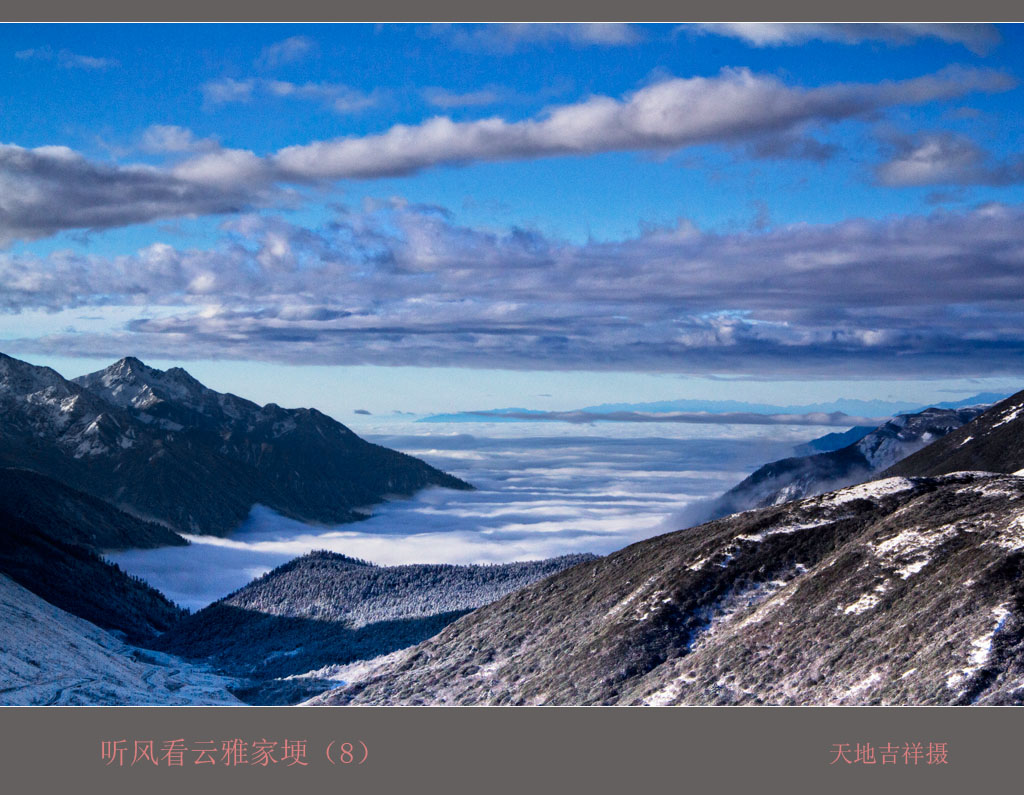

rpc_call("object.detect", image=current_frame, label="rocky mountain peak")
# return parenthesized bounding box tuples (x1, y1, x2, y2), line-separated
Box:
(1, 350, 472, 537)
(78, 356, 204, 411)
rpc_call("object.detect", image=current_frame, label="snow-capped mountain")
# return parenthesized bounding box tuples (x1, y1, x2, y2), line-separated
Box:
(0, 352, 471, 537)
(76, 355, 287, 434)
(0, 353, 139, 462)
(690, 406, 986, 524)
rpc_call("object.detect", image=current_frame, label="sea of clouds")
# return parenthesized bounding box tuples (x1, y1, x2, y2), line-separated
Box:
(107, 420, 828, 611)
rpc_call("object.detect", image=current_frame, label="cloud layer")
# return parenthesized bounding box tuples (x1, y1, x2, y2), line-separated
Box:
(108, 427, 795, 609)
(202, 77, 379, 113)
(438, 23, 644, 53)
(268, 66, 1012, 180)
(445, 411, 886, 427)
(0, 67, 1012, 244)
(0, 144, 262, 245)
(256, 35, 317, 68)
(15, 46, 119, 69)
(5, 199, 1024, 376)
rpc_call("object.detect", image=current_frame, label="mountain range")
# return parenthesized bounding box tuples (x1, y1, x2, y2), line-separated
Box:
(0, 350, 479, 701)
(0, 353, 471, 538)
(4, 346, 1024, 707)
(312, 390, 1024, 705)
(419, 393, 1006, 424)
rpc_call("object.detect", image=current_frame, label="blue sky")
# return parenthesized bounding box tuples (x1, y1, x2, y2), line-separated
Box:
(2, 23, 1023, 415)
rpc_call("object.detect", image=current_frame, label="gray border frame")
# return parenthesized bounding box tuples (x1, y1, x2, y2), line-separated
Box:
(0, 1, 1022, 22)
(2, 5, 1023, 793)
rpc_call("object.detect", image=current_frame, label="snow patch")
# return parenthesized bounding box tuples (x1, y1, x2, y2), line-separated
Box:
(946, 603, 1010, 692)
(841, 671, 883, 700)
(736, 517, 835, 543)
(870, 522, 960, 579)
(991, 405, 1023, 429)
(843, 593, 880, 615)
(605, 576, 658, 621)
(290, 649, 409, 686)
(989, 513, 1024, 552)
(688, 577, 792, 652)
(816, 477, 915, 507)
(643, 668, 698, 706)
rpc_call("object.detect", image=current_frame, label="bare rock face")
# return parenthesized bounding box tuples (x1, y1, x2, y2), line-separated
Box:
(314, 471, 1024, 706)
(0, 352, 471, 538)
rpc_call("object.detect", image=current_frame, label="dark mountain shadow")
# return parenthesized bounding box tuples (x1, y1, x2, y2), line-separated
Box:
(154, 602, 472, 704)
(0, 510, 185, 643)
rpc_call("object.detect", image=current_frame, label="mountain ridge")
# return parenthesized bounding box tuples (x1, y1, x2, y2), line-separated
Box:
(685, 405, 985, 525)
(313, 393, 1024, 706)
(314, 471, 1024, 706)
(0, 352, 472, 538)
(418, 392, 1007, 424)
(882, 389, 1024, 479)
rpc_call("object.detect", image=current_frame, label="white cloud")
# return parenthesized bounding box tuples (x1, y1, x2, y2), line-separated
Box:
(421, 86, 504, 109)
(0, 143, 265, 245)
(875, 132, 1024, 186)
(203, 78, 378, 113)
(441, 23, 643, 52)
(139, 125, 219, 154)
(171, 148, 266, 187)
(201, 77, 256, 107)
(15, 47, 119, 69)
(263, 80, 379, 113)
(0, 67, 1013, 245)
(695, 23, 1001, 54)
(269, 67, 1013, 181)
(256, 35, 317, 68)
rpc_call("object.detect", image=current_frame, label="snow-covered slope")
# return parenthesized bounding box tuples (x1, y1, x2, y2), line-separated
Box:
(0, 575, 241, 705)
(314, 471, 1024, 706)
